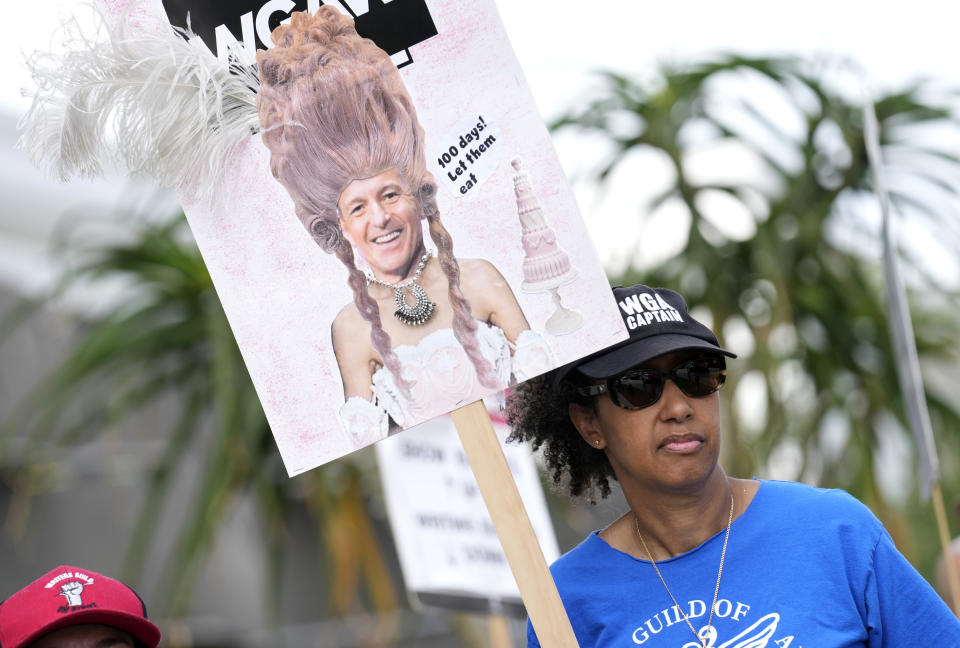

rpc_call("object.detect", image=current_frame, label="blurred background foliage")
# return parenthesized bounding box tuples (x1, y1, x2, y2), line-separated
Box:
(2, 54, 960, 642)
(552, 56, 960, 576)
(0, 214, 404, 642)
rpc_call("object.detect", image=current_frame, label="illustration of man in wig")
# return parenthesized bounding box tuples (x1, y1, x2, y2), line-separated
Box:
(17, 5, 555, 450)
(256, 8, 554, 445)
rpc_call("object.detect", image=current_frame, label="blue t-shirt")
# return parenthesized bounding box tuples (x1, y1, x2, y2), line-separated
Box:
(529, 480, 960, 647)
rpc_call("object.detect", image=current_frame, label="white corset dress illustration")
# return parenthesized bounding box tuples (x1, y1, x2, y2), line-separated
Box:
(338, 322, 554, 447)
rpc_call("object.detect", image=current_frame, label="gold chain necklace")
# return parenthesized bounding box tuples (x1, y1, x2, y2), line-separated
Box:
(634, 491, 735, 648)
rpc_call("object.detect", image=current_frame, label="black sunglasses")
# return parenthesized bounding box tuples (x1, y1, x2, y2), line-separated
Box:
(576, 355, 726, 410)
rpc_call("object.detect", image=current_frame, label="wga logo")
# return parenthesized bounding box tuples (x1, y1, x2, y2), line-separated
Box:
(162, 0, 438, 67)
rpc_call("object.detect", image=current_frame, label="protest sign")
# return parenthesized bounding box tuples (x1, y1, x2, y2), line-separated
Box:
(375, 403, 559, 614)
(22, 2, 613, 643)
(147, 0, 627, 474)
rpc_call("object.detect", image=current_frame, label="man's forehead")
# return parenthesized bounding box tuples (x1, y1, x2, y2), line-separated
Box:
(28, 623, 134, 648)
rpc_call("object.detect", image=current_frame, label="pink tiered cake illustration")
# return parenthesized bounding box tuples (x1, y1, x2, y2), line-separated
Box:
(512, 157, 583, 335)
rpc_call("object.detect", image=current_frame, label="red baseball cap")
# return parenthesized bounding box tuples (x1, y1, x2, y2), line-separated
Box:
(0, 566, 161, 648)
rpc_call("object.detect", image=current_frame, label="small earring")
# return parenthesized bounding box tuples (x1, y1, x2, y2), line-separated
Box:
(594, 440, 601, 447)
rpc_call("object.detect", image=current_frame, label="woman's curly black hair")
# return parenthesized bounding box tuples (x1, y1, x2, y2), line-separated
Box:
(506, 369, 617, 500)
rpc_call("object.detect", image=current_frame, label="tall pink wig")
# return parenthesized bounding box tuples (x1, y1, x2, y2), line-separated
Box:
(256, 7, 497, 394)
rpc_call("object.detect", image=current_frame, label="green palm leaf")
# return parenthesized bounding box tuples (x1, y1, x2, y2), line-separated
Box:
(1, 210, 400, 627)
(554, 56, 960, 578)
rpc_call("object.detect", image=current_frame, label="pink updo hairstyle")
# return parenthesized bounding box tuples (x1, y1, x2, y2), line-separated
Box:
(256, 7, 497, 392)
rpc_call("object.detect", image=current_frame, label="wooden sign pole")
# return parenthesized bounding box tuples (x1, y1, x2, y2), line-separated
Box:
(932, 483, 960, 615)
(451, 400, 580, 648)
(487, 614, 515, 648)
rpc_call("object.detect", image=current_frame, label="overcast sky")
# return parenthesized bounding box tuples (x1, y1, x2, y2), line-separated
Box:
(5, 1, 960, 115)
(2, 0, 959, 284)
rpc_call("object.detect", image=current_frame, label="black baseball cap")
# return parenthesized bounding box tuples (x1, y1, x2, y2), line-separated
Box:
(555, 284, 736, 383)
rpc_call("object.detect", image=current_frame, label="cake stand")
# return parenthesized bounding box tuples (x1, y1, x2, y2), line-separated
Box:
(521, 269, 583, 336)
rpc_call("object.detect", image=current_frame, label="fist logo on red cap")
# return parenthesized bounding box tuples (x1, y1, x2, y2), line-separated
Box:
(58, 581, 87, 606)
(44, 571, 96, 610)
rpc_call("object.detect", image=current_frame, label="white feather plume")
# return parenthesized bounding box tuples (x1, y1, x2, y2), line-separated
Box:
(17, 4, 261, 209)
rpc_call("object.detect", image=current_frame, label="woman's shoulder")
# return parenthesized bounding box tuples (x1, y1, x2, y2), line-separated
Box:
(545, 530, 646, 609)
(457, 258, 517, 306)
(753, 479, 883, 532)
(457, 257, 504, 281)
(759, 479, 867, 506)
(550, 531, 618, 576)
(454, 258, 506, 309)
(331, 302, 372, 344)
